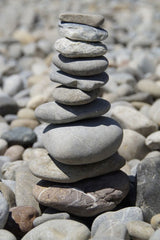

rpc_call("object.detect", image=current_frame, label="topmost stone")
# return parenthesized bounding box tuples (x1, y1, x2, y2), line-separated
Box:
(59, 13, 104, 27)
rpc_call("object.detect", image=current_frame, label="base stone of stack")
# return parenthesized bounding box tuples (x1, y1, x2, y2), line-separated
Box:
(33, 171, 129, 217)
(29, 149, 125, 183)
(43, 116, 123, 165)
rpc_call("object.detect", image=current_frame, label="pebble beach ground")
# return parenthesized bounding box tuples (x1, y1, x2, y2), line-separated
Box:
(0, 0, 160, 239)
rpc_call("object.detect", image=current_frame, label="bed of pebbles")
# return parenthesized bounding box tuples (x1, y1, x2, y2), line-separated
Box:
(0, 0, 160, 239)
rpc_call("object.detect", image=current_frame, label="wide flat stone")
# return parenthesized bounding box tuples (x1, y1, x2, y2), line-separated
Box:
(55, 38, 107, 58)
(53, 86, 100, 105)
(43, 116, 123, 165)
(33, 171, 129, 217)
(59, 13, 104, 27)
(22, 219, 90, 240)
(35, 98, 110, 124)
(53, 53, 108, 76)
(29, 148, 125, 183)
(50, 65, 108, 91)
(59, 22, 108, 42)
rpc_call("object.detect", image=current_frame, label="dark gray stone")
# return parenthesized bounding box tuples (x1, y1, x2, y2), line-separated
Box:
(0, 96, 18, 116)
(136, 156, 160, 222)
(1, 127, 37, 147)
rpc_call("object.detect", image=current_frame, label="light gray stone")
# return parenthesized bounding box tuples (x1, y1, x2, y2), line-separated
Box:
(111, 105, 158, 136)
(0, 192, 9, 229)
(50, 65, 108, 91)
(33, 211, 70, 227)
(15, 165, 41, 214)
(1, 161, 25, 180)
(91, 207, 143, 236)
(149, 99, 160, 126)
(118, 129, 149, 161)
(55, 38, 107, 58)
(53, 53, 108, 76)
(33, 171, 129, 217)
(0, 122, 10, 138)
(59, 22, 108, 42)
(53, 86, 100, 105)
(127, 221, 154, 240)
(145, 131, 160, 150)
(22, 219, 90, 240)
(3, 75, 23, 97)
(137, 79, 160, 98)
(92, 223, 129, 240)
(29, 148, 125, 183)
(59, 13, 104, 27)
(0, 229, 17, 240)
(150, 229, 160, 240)
(43, 116, 123, 165)
(35, 98, 110, 124)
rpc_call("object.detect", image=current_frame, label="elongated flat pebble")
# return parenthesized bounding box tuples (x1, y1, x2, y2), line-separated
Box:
(33, 171, 129, 217)
(55, 38, 107, 58)
(35, 98, 110, 124)
(59, 13, 104, 27)
(59, 22, 108, 42)
(53, 86, 100, 105)
(29, 148, 125, 183)
(43, 116, 123, 165)
(50, 65, 108, 91)
(53, 53, 108, 76)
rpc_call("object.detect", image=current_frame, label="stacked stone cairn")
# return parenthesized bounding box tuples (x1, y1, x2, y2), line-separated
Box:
(30, 13, 130, 217)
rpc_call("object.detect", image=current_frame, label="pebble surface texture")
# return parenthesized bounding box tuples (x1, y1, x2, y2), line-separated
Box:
(33, 12, 127, 218)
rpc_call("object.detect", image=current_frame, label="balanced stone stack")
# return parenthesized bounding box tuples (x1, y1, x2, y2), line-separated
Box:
(30, 13, 130, 217)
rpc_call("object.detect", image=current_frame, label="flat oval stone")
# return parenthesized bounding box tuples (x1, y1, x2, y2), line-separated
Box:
(53, 53, 108, 76)
(35, 98, 110, 124)
(55, 38, 107, 58)
(59, 13, 104, 27)
(29, 149, 125, 183)
(43, 116, 123, 165)
(1, 127, 37, 147)
(53, 86, 100, 105)
(59, 22, 108, 42)
(22, 219, 90, 240)
(50, 65, 109, 91)
(33, 171, 129, 217)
